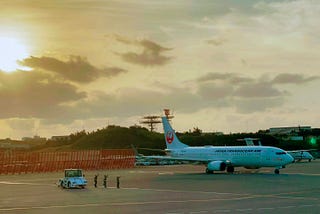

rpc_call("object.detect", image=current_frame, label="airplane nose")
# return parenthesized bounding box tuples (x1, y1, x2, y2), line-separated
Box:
(288, 154, 294, 163)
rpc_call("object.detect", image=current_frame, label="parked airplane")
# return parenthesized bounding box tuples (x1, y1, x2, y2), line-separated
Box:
(242, 138, 315, 162)
(159, 117, 294, 174)
(286, 151, 314, 162)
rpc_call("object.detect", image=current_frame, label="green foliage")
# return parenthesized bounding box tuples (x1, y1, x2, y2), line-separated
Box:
(32, 123, 320, 152)
(70, 125, 164, 151)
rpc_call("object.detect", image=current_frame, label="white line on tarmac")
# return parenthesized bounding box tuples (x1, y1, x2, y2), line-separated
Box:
(122, 187, 249, 196)
(214, 210, 231, 213)
(286, 173, 320, 176)
(278, 206, 296, 209)
(257, 207, 274, 210)
(0, 196, 256, 212)
(236, 208, 253, 212)
(1, 201, 318, 213)
(189, 211, 208, 214)
(298, 204, 314, 208)
(0, 181, 55, 186)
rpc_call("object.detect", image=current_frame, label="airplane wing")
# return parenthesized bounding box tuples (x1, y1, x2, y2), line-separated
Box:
(145, 155, 229, 164)
(287, 149, 318, 153)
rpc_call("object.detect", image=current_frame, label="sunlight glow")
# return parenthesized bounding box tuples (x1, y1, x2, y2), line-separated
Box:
(0, 36, 30, 72)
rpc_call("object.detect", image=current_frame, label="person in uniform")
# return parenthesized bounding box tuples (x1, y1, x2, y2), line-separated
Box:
(116, 176, 120, 189)
(94, 174, 98, 188)
(103, 174, 108, 188)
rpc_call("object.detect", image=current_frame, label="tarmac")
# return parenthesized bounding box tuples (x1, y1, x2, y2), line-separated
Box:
(0, 160, 320, 214)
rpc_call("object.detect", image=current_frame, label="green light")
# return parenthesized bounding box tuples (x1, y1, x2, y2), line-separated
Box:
(309, 137, 317, 145)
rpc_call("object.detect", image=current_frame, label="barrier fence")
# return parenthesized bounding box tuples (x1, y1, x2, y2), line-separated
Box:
(0, 149, 135, 175)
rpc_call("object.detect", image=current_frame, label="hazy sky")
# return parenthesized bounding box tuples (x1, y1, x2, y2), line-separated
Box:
(1, 0, 320, 139)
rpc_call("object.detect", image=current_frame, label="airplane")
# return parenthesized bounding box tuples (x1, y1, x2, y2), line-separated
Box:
(131, 144, 172, 166)
(158, 116, 294, 174)
(242, 138, 315, 162)
(285, 151, 314, 162)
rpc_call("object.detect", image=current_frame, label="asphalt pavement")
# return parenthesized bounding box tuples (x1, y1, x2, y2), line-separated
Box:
(0, 160, 320, 214)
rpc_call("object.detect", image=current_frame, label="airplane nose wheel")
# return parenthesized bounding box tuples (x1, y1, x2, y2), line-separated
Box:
(274, 169, 280, 174)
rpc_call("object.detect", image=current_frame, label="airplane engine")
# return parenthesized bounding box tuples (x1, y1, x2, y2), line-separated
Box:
(244, 166, 261, 169)
(207, 161, 226, 171)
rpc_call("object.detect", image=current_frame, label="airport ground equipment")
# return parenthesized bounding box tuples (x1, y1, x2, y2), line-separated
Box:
(59, 169, 87, 189)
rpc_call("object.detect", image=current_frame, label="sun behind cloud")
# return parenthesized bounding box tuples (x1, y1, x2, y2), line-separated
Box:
(0, 36, 31, 72)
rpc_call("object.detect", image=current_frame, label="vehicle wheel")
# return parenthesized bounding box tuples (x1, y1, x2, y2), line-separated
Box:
(274, 169, 280, 174)
(227, 166, 234, 173)
(309, 159, 311, 162)
(67, 182, 71, 188)
(60, 181, 65, 188)
(206, 168, 213, 174)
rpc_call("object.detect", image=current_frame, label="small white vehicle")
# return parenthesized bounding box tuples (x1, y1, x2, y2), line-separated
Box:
(59, 169, 87, 189)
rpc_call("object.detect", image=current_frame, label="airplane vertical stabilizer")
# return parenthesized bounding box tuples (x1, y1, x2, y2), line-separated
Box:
(161, 117, 188, 150)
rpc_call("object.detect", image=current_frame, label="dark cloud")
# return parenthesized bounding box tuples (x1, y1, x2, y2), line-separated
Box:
(0, 70, 86, 119)
(63, 87, 203, 120)
(197, 72, 253, 84)
(272, 73, 319, 84)
(19, 56, 127, 83)
(1, 68, 317, 128)
(194, 72, 311, 112)
(112, 35, 173, 66)
(233, 82, 284, 98)
(197, 83, 234, 99)
(234, 97, 285, 113)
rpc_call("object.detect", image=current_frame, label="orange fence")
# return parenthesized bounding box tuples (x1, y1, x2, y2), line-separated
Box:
(0, 149, 135, 175)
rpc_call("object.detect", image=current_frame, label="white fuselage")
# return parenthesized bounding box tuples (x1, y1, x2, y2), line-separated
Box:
(287, 151, 314, 161)
(167, 145, 294, 168)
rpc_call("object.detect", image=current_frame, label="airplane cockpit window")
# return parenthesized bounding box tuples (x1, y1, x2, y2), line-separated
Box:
(276, 152, 286, 155)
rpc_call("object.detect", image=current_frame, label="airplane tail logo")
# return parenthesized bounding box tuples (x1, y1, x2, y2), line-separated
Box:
(166, 131, 174, 144)
(162, 116, 188, 149)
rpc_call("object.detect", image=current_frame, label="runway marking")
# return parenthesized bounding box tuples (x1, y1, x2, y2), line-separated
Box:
(257, 207, 274, 210)
(0, 181, 55, 186)
(1, 198, 319, 212)
(286, 172, 320, 176)
(236, 208, 253, 212)
(214, 210, 231, 213)
(158, 172, 175, 175)
(189, 211, 208, 214)
(298, 204, 313, 208)
(278, 206, 296, 209)
(0, 196, 257, 212)
(123, 187, 249, 196)
(123, 187, 320, 204)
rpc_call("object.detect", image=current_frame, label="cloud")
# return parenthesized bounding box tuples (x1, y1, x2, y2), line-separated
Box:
(19, 56, 127, 83)
(196, 72, 253, 84)
(234, 97, 285, 114)
(207, 37, 227, 46)
(233, 82, 284, 98)
(112, 35, 173, 66)
(197, 82, 234, 99)
(193, 72, 319, 112)
(0, 70, 86, 119)
(6, 118, 36, 130)
(272, 73, 318, 84)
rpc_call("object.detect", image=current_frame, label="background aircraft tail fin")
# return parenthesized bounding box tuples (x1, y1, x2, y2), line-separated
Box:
(243, 138, 262, 146)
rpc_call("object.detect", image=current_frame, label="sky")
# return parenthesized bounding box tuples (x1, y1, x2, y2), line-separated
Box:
(0, 0, 320, 139)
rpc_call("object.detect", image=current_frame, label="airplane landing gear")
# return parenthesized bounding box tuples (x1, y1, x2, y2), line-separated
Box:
(206, 168, 213, 174)
(226, 166, 234, 173)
